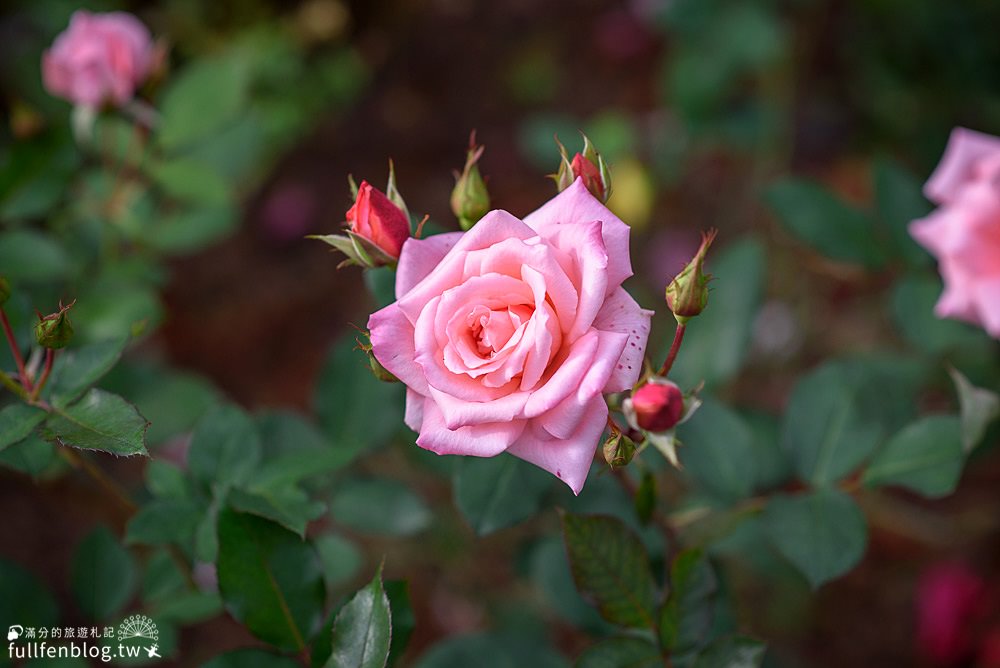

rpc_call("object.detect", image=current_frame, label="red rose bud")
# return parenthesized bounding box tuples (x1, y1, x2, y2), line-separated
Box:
(451, 133, 490, 231)
(555, 133, 611, 202)
(347, 180, 410, 260)
(631, 380, 684, 432)
(35, 300, 75, 349)
(665, 229, 717, 324)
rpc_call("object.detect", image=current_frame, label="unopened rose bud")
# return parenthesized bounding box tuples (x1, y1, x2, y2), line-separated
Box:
(0, 277, 10, 305)
(451, 134, 490, 231)
(357, 333, 398, 382)
(555, 133, 611, 202)
(603, 431, 636, 468)
(665, 229, 717, 324)
(631, 380, 684, 432)
(35, 300, 75, 349)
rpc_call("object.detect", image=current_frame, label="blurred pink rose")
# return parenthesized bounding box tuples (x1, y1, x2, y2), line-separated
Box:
(916, 561, 987, 666)
(368, 178, 652, 493)
(909, 127, 1000, 338)
(42, 10, 155, 107)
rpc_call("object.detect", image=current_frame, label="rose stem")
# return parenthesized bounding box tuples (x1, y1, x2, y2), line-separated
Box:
(30, 349, 55, 401)
(657, 323, 686, 377)
(0, 307, 32, 393)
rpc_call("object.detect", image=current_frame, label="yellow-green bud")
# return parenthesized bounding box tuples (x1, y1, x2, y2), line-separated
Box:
(665, 229, 717, 324)
(451, 134, 490, 231)
(603, 431, 636, 468)
(35, 300, 75, 349)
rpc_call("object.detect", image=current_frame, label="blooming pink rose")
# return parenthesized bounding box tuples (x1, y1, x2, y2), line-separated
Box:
(915, 561, 987, 666)
(42, 10, 155, 107)
(909, 127, 1000, 338)
(368, 178, 653, 493)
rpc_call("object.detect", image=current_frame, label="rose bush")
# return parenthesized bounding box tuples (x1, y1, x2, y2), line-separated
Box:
(910, 127, 1000, 338)
(42, 10, 155, 107)
(368, 177, 652, 493)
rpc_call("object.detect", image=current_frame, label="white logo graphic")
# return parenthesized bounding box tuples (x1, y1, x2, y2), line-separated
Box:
(6, 626, 22, 642)
(117, 615, 158, 643)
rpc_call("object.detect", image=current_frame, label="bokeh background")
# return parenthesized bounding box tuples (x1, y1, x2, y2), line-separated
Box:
(2, 0, 1000, 666)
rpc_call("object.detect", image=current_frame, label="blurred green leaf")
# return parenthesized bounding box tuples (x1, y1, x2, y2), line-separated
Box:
(692, 636, 766, 668)
(453, 453, 552, 535)
(0, 557, 59, 629)
(863, 415, 964, 498)
(315, 533, 363, 591)
(138, 206, 238, 255)
(202, 649, 302, 668)
(678, 398, 757, 501)
(781, 363, 884, 487)
(216, 509, 325, 652)
(188, 404, 261, 490)
(560, 512, 657, 630)
(385, 580, 414, 667)
(413, 632, 568, 668)
(150, 590, 222, 625)
(125, 498, 203, 547)
(949, 367, 1000, 453)
(575, 637, 661, 667)
(0, 404, 46, 452)
(330, 478, 431, 537)
(364, 267, 397, 309)
(890, 275, 996, 356)
(0, 229, 71, 283)
(228, 486, 325, 538)
(0, 130, 79, 222)
(660, 550, 717, 654)
(765, 179, 885, 268)
(873, 159, 933, 267)
(145, 460, 192, 499)
(0, 433, 57, 477)
(158, 55, 251, 152)
(315, 337, 404, 460)
(47, 335, 129, 407)
(43, 389, 149, 456)
(71, 525, 137, 621)
(763, 490, 867, 589)
(327, 566, 392, 668)
(529, 536, 614, 632)
(672, 237, 765, 389)
(72, 280, 163, 344)
(250, 411, 349, 490)
(148, 159, 231, 206)
(741, 411, 793, 492)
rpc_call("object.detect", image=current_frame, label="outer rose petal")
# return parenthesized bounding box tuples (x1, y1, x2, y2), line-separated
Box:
(507, 394, 608, 494)
(523, 177, 632, 290)
(974, 279, 1000, 338)
(593, 287, 655, 392)
(404, 388, 425, 431)
(416, 399, 525, 457)
(925, 127, 1000, 204)
(368, 303, 428, 394)
(396, 232, 463, 298)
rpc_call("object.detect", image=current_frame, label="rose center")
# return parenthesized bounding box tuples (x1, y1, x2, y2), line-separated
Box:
(466, 304, 532, 357)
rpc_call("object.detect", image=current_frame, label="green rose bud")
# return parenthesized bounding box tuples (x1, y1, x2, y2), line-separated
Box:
(665, 229, 717, 324)
(450, 133, 490, 231)
(554, 133, 612, 203)
(35, 300, 75, 349)
(603, 431, 636, 468)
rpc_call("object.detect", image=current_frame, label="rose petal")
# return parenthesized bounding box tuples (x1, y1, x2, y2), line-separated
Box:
(576, 330, 629, 402)
(396, 232, 463, 298)
(427, 385, 529, 429)
(416, 399, 525, 456)
(507, 394, 608, 494)
(541, 220, 610, 342)
(593, 287, 655, 392)
(523, 330, 600, 418)
(404, 388, 425, 431)
(368, 303, 428, 394)
(925, 127, 1000, 204)
(523, 177, 632, 290)
(973, 278, 1000, 338)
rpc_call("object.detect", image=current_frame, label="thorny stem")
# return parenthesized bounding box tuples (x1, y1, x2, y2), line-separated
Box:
(657, 323, 686, 378)
(1, 308, 32, 393)
(30, 349, 55, 402)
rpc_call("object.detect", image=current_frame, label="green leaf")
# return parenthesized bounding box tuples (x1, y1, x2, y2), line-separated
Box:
(327, 566, 392, 668)
(692, 636, 766, 668)
(560, 512, 657, 629)
(575, 637, 662, 668)
(0, 557, 60, 634)
(0, 403, 46, 452)
(330, 479, 431, 537)
(0, 433, 57, 477)
(315, 533, 363, 590)
(949, 368, 1000, 454)
(672, 238, 765, 389)
(0, 229, 71, 282)
(872, 158, 933, 268)
(385, 580, 414, 667)
(781, 363, 884, 487)
(763, 490, 867, 589)
(202, 649, 302, 668)
(145, 460, 192, 499)
(148, 158, 232, 206)
(678, 398, 757, 501)
(158, 54, 251, 151)
(150, 590, 223, 625)
(216, 509, 325, 652)
(890, 275, 995, 356)
(228, 486, 325, 538)
(765, 178, 885, 268)
(125, 498, 203, 547)
(71, 526, 137, 621)
(863, 415, 964, 498)
(188, 404, 262, 489)
(42, 389, 149, 456)
(529, 536, 613, 632)
(660, 550, 717, 654)
(138, 206, 238, 255)
(413, 632, 568, 668)
(314, 337, 404, 461)
(250, 411, 350, 490)
(0, 129, 79, 223)
(453, 452, 553, 535)
(72, 280, 163, 343)
(47, 335, 129, 407)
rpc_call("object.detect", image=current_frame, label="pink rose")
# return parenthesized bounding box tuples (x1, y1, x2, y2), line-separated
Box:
(42, 10, 155, 108)
(368, 178, 653, 493)
(909, 127, 1000, 338)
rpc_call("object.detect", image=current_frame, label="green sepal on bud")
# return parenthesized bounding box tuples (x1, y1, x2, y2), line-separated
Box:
(35, 300, 75, 349)
(450, 132, 490, 231)
(0, 277, 10, 305)
(603, 431, 636, 468)
(665, 229, 717, 325)
(309, 231, 398, 270)
(356, 332, 398, 383)
(553, 133, 612, 203)
(385, 159, 411, 223)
